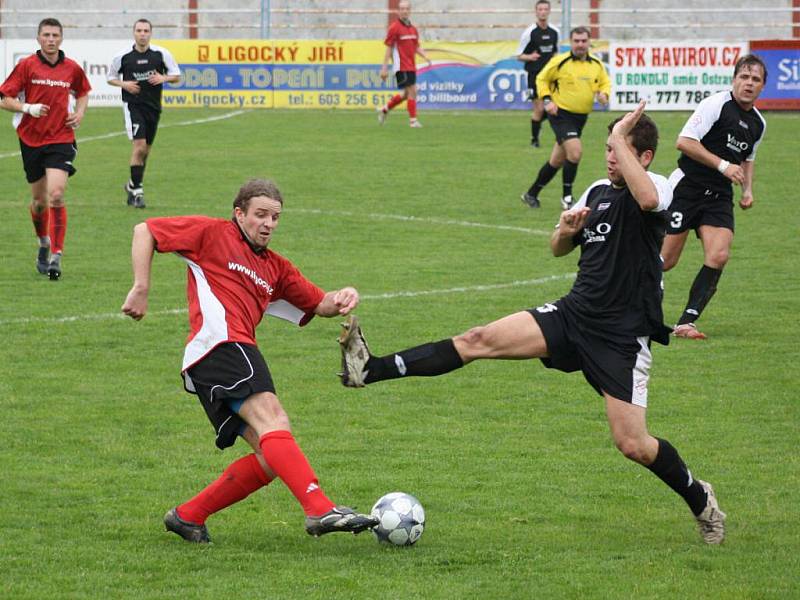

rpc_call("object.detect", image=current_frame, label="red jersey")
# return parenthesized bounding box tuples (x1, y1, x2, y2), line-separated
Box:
(146, 216, 326, 371)
(385, 19, 420, 72)
(0, 51, 91, 147)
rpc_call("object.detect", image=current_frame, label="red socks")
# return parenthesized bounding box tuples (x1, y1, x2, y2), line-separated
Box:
(178, 453, 271, 525)
(49, 206, 67, 254)
(407, 99, 417, 119)
(387, 94, 404, 111)
(30, 205, 49, 238)
(259, 430, 335, 517)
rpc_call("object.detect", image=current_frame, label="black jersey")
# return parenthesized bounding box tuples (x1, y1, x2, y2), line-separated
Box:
(517, 23, 559, 74)
(563, 173, 673, 345)
(677, 91, 766, 194)
(108, 44, 180, 112)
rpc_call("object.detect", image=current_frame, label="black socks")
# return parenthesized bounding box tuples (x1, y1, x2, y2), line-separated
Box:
(677, 265, 723, 325)
(364, 339, 464, 384)
(646, 438, 708, 515)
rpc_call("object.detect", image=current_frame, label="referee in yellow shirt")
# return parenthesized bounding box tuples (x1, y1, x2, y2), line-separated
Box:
(522, 27, 611, 210)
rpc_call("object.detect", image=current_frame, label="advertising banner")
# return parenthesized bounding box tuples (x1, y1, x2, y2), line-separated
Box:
(750, 40, 800, 110)
(3, 39, 128, 107)
(609, 42, 748, 110)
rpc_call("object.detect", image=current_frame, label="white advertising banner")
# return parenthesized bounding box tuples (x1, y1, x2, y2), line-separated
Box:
(609, 42, 749, 111)
(3, 40, 130, 107)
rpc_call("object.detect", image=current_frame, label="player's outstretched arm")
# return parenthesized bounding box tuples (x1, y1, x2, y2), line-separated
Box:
(122, 223, 156, 321)
(315, 286, 360, 317)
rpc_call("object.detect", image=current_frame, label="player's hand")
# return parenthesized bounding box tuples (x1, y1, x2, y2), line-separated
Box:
(544, 101, 558, 116)
(597, 92, 610, 106)
(610, 99, 646, 139)
(558, 206, 591, 236)
(332, 286, 360, 315)
(22, 103, 48, 118)
(122, 286, 149, 321)
(147, 73, 165, 85)
(65, 111, 84, 129)
(723, 164, 746, 185)
(531, 51, 541, 61)
(380, 66, 389, 81)
(739, 192, 754, 210)
(122, 81, 141, 94)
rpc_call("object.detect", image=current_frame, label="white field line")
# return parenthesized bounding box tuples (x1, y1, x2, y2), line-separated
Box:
(0, 110, 247, 159)
(0, 273, 574, 327)
(291, 207, 551, 236)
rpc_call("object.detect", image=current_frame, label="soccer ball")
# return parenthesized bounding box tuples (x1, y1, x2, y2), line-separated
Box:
(370, 492, 425, 546)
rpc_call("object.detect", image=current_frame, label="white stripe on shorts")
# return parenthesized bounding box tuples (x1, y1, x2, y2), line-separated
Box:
(631, 337, 652, 408)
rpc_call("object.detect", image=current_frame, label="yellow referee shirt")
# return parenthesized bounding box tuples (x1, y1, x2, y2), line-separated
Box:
(535, 51, 611, 114)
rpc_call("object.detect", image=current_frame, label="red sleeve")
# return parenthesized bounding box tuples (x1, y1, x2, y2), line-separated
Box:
(273, 256, 325, 325)
(0, 61, 27, 99)
(384, 22, 397, 47)
(71, 63, 92, 97)
(146, 216, 219, 255)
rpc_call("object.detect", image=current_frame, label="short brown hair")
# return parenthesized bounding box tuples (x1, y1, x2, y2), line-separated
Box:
(134, 19, 153, 31)
(607, 114, 659, 157)
(38, 18, 63, 34)
(536, 1, 551, 7)
(570, 26, 590, 38)
(233, 179, 283, 213)
(733, 53, 767, 83)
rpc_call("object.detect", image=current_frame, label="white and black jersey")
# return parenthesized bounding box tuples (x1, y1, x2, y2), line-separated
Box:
(564, 173, 673, 344)
(676, 91, 766, 194)
(108, 44, 180, 112)
(517, 23, 559, 74)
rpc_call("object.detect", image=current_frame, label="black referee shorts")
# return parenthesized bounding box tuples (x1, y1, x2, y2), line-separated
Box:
(528, 299, 653, 407)
(183, 342, 276, 450)
(547, 109, 588, 144)
(667, 171, 735, 235)
(19, 140, 77, 183)
(123, 102, 161, 146)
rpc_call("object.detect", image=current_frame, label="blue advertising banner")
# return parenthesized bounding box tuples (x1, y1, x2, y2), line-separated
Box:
(751, 40, 800, 110)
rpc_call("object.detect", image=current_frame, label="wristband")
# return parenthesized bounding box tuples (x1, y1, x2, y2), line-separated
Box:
(22, 103, 31, 115)
(543, 97, 552, 105)
(717, 159, 730, 174)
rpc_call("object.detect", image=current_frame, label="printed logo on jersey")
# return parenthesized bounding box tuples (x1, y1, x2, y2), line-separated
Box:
(227, 261, 274, 294)
(726, 133, 749, 153)
(597, 202, 611, 211)
(31, 78, 70, 89)
(136, 59, 149, 65)
(738, 120, 749, 129)
(583, 222, 611, 243)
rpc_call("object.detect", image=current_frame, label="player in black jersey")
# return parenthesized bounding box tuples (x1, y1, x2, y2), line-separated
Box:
(662, 55, 767, 339)
(108, 19, 180, 209)
(516, 0, 558, 147)
(338, 102, 726, 545)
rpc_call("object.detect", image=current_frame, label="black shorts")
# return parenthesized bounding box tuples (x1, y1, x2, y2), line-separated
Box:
(666, 170, 734, 234)
(124, 102, 161, 145)
(396, 71, 417, 89)
(183, 342, 276, 450)
(529, 300, 652, 407)
(19, 140, 77, 183)
(526, 72, 540, 99)
(547, 109, 588, 144)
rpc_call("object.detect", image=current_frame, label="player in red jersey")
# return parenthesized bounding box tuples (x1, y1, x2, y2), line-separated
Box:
(121, 178, 378, 544)
(378, 0, 432, 128)
(0, 18, 91, 280)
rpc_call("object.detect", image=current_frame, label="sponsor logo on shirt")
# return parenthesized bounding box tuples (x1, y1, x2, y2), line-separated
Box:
(597, 202, 611, 211)
(132, 69, 157, 81)
(583, 222, 611, 243)
(726, 133, 749, 153)
(739, 120, 749, 129)
(31, 78, 70, 89)
(228, 261, 274, 294)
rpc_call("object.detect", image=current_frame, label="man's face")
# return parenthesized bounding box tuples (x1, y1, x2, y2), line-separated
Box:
(134, 23, 152, 48)
(605, 136, 651, 185)
(732, 64, 765, 107)
(398, 1, 411, 20)
(536, 3, 550, 23)
(235, 196, 282, 249)
(570, 33, 590, 58)
(37, 26, 63, 56)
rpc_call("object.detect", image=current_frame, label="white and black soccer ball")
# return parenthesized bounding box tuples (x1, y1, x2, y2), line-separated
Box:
(370, 492, 425, 546)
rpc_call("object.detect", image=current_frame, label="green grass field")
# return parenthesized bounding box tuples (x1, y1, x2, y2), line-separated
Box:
(0, 106, 798, 599)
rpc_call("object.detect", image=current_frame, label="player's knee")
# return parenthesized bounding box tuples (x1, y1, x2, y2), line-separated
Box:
(566, 149, 582, 163)
(455, 326, 495, 357)
(661, 253, 679, 271)
(707, 248, 729, 268)
(48, 187, 65, 206)
(614, 436, 648, 464)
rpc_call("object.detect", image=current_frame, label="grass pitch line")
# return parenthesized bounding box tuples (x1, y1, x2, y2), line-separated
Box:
(0, 110, 247, 159)
(0, 273, 574, 327)
(293, 207, 552, 236)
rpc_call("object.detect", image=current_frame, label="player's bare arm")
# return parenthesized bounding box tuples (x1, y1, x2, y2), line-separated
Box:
(380, 46, 392, 80)
(0, 95, 50, 117)
(108, 78, 141, 95)
(314, 286, 360, 317)
(550, 207, 591, 257)
(147, 72, 180, 86)
(676, 136, 745, 185)
(122, 222, 156, 320)
(415, 47, 432, 66)
(65, 94, 88, 129)
(608, 101, 659, 210)
(740, 161, 755, 209)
